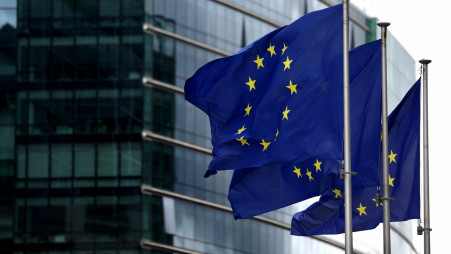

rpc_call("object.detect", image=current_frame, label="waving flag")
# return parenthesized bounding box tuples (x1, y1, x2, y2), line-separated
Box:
(228, 40, 382, 219)
(291, 79, 421, 236)
(185, 4, 344, 177)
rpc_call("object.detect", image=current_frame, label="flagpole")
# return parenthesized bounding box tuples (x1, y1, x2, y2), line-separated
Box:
(342, 1, 354, 253)
(378, 22, 392, 254)
(419, 58, 432, 254)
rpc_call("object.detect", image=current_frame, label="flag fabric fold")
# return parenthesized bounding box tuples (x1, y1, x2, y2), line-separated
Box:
(291, 78, 421, 236)
(228, 40, 382, 219)
(185, 4, 344, 177)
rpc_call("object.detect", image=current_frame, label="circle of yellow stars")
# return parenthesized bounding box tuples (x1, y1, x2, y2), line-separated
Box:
(232, 41, 326, 186)
(232, 42, 327, 186)
(235, 41, 299, 153)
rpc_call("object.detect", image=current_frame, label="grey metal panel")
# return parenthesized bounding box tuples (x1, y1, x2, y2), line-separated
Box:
(141, 130, 418, 254)
(211, 0, 284, 28)
(140, 239, 205, 254)
(141, 184, 365, 253)
(143, 24, 231, 57)
(142, 130, 213, 155)
(142, 77, 185, 95)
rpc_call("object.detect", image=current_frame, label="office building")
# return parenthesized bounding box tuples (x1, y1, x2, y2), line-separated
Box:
(0, 0, 417, 253)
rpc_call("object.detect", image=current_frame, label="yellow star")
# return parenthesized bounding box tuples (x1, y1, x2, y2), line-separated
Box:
(267, 43, 276, 57)
(281, 43, 287, 55)
(253, 55, 264, 69)
(314, 159, 322, 172)
(236, 136, 250, 146)
(388, 150, 397, 164)
(389, 174, 395, 187)
(245, 76, 256, 91)
(306, 169, 314, 181)
(285, 80, 297, 95)
(356, 203, 367, 216)
(260, 139, 271, 151)
(283, 56, 293, 71)
(332, 188, 342, 198)
(282, 106, 290, 120)
(235, 125, 246, 135)
(244, 104, 252, 116)
(372, 197, 383, 207)
(275, 128, 279, 138)
(293, 165, 302, 178)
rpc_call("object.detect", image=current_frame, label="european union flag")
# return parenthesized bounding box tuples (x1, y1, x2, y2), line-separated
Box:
(185, 4, 344, 177)
(228, 40, 382, 219)
(291, 78, 421, 236)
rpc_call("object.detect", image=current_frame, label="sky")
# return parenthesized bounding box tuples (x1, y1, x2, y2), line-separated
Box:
(354, 0, 451, 252)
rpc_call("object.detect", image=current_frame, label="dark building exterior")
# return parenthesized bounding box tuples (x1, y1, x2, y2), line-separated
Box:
(0, 0, 417, 253)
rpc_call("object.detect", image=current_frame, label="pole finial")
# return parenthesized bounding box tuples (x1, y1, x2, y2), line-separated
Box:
(377, 22, 391, 28)
(419, 59, 432, 65)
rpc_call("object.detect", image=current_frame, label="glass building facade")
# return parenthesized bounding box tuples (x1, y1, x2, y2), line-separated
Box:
(0, 0, 417, 253)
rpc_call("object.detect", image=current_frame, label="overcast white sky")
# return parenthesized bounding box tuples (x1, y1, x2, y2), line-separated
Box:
(354, 0, 451, 252)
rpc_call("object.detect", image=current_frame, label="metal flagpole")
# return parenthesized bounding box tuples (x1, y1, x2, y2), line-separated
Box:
(342, 1, 354, 253)
(419, 58, 432, 254)
(378, 22, 392, 254)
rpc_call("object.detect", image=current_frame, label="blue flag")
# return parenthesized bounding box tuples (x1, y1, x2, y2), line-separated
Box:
(185, 4, 344, 177)
(291, 78, 421, 236)
(228, 40, 382, 219)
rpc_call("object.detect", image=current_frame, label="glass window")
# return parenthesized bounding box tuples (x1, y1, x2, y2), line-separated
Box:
(28, 90, 51, 135)
(99, 0, 120, 17)
(75, 36, 97, 80)
(16, 92, 28, 135)
(18, 0, 28, 19)
(152, 90, 174, 136)
(26, 198, 49, 238)
(75, 0, 98, 18)
(122, 0, 143, 27)
(75, 89, 97, 134)
(119, 88, 142, 134)
(0, 126, 14, 160)
(17, 145, 26, 179)
(95, 196, 119, 242)
(121, 35, 143, 80)
(151, 143, 174, 189)
(98, 36, 119, 80)
(28, 144, 49, 178)
(98, 89, 119, 134)
(153, 0, 165, 17)
(49, 197, 71, 234)
(120, 142, 141, 176)
(30, 0, 51, 18)
(51, 37, 75, 81)
(122, 0, 142, 17)
(99, 0, 120, 27)
(14, 198, 25, 235)
(119, 194, 142, 232)
(53, 0, 75, 19)
(52, 90, 75, 135)
(72, 197, 94, 234)
(29, 38, 51, 82)
(97, 142, 118, 177)
(18, 38, 28, 76)
(74, 143, 95, 177)
(152, 35, 175, 83)
(51, 143, 72, 178)
(164, 0, 177, 24)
